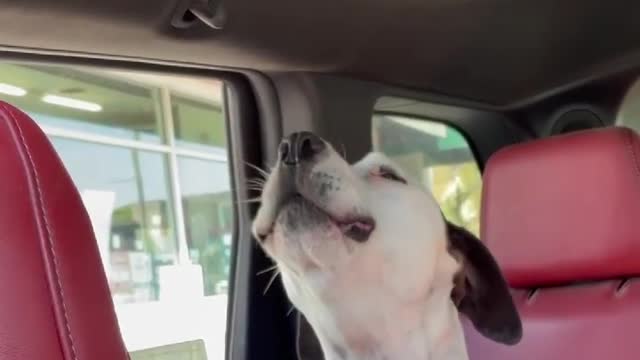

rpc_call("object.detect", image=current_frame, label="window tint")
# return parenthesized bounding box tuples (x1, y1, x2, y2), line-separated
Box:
(372, 114, 482, 236)
(0, 63, 232, 360)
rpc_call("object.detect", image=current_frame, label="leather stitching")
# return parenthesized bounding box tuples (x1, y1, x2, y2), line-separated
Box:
(623, 128, 640, 184)
(2, 104, 79, 359)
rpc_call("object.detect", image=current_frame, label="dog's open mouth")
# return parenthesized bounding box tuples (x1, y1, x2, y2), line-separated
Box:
(261, 194, 375, 243)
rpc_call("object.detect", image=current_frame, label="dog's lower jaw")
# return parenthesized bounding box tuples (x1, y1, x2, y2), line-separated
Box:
(315, 299, 470, 360)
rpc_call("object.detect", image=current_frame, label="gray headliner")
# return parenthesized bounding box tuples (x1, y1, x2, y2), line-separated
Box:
(2, 0, 640, 106)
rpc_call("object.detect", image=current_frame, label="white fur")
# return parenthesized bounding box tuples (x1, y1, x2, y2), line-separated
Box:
(253, 145, 469, 360)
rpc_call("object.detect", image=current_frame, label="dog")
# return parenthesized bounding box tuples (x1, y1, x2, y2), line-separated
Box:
(252, 132, 522, 360)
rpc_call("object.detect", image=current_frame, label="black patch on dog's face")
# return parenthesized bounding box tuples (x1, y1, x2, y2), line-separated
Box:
(308, 171, 342, 204)
(446, 220, 523, 345)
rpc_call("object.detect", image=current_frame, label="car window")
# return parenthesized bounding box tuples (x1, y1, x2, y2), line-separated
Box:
(0, 63, 232, 360)
(372, 114, 482, 236)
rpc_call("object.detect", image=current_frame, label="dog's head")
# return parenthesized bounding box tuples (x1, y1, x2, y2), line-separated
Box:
(252, 132, 521, 348)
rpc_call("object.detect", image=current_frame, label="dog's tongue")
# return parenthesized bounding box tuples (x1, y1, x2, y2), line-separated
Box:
(339, 219, 375, 242)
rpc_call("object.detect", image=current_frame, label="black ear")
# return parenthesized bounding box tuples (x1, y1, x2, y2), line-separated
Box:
(446, 220, 523, 345)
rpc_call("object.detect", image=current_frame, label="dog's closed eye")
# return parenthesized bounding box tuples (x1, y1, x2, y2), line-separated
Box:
(372, 165, 407, 184)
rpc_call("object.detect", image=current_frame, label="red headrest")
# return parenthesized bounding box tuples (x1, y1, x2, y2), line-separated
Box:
(482, 127, 640, 288)
(0, 102, 128, 359)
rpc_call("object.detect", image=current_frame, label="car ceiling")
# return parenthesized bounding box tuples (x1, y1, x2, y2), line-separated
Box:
(2, 0, 640, 107)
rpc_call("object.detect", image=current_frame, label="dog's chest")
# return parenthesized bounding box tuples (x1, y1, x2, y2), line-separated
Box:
(318, 301, 470, 360)
(324, 346, 468, 360)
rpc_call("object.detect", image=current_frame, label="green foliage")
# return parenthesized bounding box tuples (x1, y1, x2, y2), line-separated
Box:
(436, 163, 482, 237)
(197, 238, 228, 295)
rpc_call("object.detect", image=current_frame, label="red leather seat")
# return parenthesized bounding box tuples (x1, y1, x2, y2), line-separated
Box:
(464, 127, 640, 359)
(0, 102, 128, 359)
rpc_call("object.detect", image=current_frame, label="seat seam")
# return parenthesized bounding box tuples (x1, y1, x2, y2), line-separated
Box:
(2, 104, 78, 360)
(623, 128, 640, 184)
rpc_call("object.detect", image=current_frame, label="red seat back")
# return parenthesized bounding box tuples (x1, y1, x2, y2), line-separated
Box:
(0, 102, 128, 359)
(465, 127, 640, 359)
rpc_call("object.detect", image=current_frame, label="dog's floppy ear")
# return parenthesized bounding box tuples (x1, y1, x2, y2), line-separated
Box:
(446, 220, 523, 345)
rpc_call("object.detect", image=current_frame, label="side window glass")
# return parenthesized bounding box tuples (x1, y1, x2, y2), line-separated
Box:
(0, 63, 232, 360)
(372, 114, 482, 236)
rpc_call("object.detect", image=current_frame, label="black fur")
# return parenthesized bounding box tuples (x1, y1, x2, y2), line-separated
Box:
(446, 221, 523, 345)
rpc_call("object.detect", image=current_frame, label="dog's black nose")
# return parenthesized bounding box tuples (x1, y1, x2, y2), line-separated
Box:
(279, 131, 326, 165)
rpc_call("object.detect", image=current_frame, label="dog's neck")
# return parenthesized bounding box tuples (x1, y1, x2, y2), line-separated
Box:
(310, 288, 469, 360)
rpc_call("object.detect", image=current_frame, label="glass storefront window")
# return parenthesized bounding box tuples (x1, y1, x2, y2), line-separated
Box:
(0, 63, 164, 143)
(51, 138, 178, 303)
(0, 62, 234, 360)
(178, 157, 232, 297)
(172, 95, 226, 154)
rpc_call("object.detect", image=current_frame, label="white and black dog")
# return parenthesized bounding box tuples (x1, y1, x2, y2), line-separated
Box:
(252, 132, 522, 360)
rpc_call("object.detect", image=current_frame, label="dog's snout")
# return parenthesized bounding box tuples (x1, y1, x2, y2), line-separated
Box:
(279, 131, 326, 165)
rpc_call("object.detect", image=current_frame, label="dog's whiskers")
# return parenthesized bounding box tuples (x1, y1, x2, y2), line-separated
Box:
(247, 176, 266, 183)
(229, 182, 262, 203)
(263, 269, 281, 295)
(339, 143, 348, 160)
(246, 182, 266, 191)
(256, 264, 279, 276)
(247, 178, 266, 186)
(286, 305, 297, 317)
(234, 197, 262, 205)
(244, 161, 271, 179)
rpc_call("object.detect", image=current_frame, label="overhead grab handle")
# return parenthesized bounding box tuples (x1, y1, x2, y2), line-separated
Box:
(171, 0, 226, 30)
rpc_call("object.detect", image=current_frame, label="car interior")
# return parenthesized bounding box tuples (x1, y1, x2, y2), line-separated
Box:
(1, 1, 640, 359)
